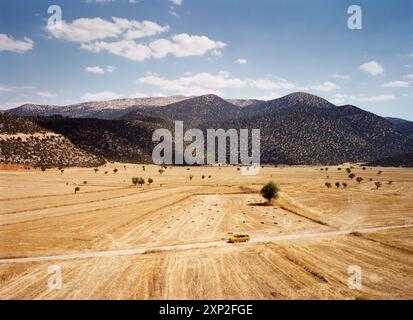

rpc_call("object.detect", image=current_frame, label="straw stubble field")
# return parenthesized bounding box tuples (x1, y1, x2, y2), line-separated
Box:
(0, 164, 412, 299)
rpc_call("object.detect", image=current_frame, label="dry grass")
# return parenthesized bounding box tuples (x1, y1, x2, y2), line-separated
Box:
(0, 163, 412, 299)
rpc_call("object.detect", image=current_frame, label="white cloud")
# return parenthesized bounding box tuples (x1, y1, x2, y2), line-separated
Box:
(46, 17, 169, 42)
(37, 91, 57, 98)
(136, 71, 297, 96)
(329, 93, 397, 104)
(130, 92, 167, 98)
(382, 81, 409, 88)
(253, 93, 282, 101)
(356, 94, 395, 102)
(310, 81, 339, 92)
(329, 73, 351, 80)
(85, 65, 117, 74)
(359, 61, 384, 76)
(46, 16, 227, 62)
(80, 91, 122, 101)
(235, 58, 247, 65)
(85, 66, 105, 74)
(168, 5, 179, 17)
(82, 34, 226, 61)
(404, 74, 413, 79)
(0, 84, 35, 93)
(105, 65, 117, 72)
(149, 34, 226, 58)
(169, 0, 183, 5)
(251, 78, 296, 90)
(0, 34, 33, 53)
(402, 92, 413, 98)
(329, 93, 349, 105)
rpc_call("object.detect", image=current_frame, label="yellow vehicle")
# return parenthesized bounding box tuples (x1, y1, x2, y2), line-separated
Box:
(227, 234, 250, 243)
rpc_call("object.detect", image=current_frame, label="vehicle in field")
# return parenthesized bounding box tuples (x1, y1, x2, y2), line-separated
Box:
(227, 234, 250, 243)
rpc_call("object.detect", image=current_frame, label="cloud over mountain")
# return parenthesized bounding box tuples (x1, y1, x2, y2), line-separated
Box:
(46, 17, 226, 62)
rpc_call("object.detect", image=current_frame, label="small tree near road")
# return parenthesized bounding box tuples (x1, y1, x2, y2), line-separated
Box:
(356, 177, 363, 183)
(260, 182, 279, 204)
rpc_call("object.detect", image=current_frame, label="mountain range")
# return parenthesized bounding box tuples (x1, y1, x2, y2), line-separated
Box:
(2, 92, 413, 167)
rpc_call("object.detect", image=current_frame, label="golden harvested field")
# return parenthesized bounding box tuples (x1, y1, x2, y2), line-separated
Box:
(0, 163, 412, 299)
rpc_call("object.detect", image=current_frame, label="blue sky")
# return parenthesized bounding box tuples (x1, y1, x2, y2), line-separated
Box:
(0, 0, 412, 119)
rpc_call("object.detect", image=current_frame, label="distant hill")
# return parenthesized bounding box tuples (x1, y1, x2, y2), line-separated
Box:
(146, 94, 244, 128)
(209, 94, 413, 165)
(364, 152, 413, 167)
(0, 113, 104, 168)
(8, 96, 191, 120)
(385, 117, 413, 140)
(33, 116, 162, 164)
(3, 92, 413, 167)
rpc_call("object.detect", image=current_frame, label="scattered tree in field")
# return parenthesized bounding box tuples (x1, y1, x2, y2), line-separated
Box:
(105, 171, 108, 175)
(377, 170, 382, 175)
(325, 168, 328, 171)
(208, 175, 212, 179)
(348, 173, 356, 180)
(369, 178, 373, 181)
(260, 182, 279, 204)
(189, 175, 194, 181)
(326, 176, 329, 179)
(362, 167, 366, 170)
(342, 182, 347, 188)
(60, 169, 64, 175)
(83, 181, 87, 184)
(41, 166, 46, 172)
(113, 168, 118, 173)
(356, 177, 363, 184)
(335, 182, 340, 188)
(337, 167, 341, 171)
(148, 178, 153, 185)
(142, 165, 146, 171)
(388, 180, 393, 185)
(375, 181, 382, 189)
(94, 168, 99, 173)
(124, 165, 126, 170)
(202, 175, 205, 179)
(320, 168, 324, 171)
(132, 177, 139, 186)
(237, 167, 241, 171)
(158, 169, 165, 175)
(325, 182, 332, 188)
(346, 168, 351, 173)
(74, 187, 80, 194)
(138, 177, 145, 187)
(187, 168, 190, 170)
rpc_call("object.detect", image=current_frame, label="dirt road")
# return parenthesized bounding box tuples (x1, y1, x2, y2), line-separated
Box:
(2, 223, 411, 264)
